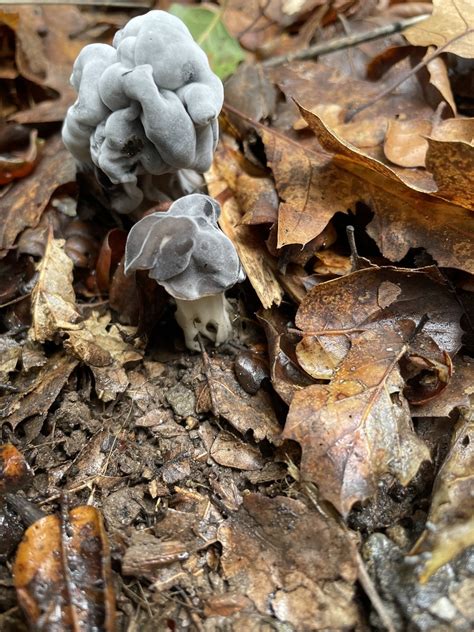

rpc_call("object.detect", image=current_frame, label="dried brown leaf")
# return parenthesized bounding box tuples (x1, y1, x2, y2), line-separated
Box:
(29, 234, 80, 344)
(0, 353, 78, 430)
(210, 432, 264, 470)
(425, 137, 474, 208)
(206, 152, 283, 309)
(298, 106, 474, 271)
(405, 0, 474, 59)
(0, 135, 75, 256)
(411, 412, 474, 582)
(218, 493, 360, 628)
(285, 330, 431, 515)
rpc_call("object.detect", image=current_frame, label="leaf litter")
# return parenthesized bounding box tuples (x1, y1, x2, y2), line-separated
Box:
(0, 1, 474, 631)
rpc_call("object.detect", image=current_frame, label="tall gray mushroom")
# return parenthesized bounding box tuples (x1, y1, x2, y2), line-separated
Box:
(124, 194, 245, 351)
(62, 10, 224, 213)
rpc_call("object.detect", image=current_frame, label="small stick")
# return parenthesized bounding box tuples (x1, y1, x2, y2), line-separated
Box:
(262, 14, 429, 68)
(357, 551, 397, 632)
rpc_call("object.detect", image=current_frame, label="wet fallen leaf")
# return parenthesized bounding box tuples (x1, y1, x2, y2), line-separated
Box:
(295, 265, 463, 379)
(29, 233, 80, 344)
(0, 125, 42, 185)
(415, 357, 474, 417)
(404, 0, 474, 59)
(200, 355, 281, 443)
(0, 444, 33, 494)
(0, 353, 78, 430)
(210, 431, 264, 470)
(218, 493, 360, 628)
(0, 135, 75, 256)
(285, 329, 430, 515)
(13, 505, 116, 631)
(258, 308, 315, 403)
(411, 411, 474, 582)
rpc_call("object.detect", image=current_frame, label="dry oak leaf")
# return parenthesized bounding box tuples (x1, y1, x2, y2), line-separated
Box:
(3, 5, 89, 123)
(65, 311, 142, 402)
(29, 234, 80, 344)
(218, 493, 360, 629)
(14, 505, 116, 631)
(405, 0, 474, 59)
(295, 266, 464, 381)
(0, 135, 75, 256)
(285, 329, 431, 515)
(410, 411, 474, 582)
(425, 137, 474, 209)
(206, 153, 283, 309)
(298, 106, 474, 272)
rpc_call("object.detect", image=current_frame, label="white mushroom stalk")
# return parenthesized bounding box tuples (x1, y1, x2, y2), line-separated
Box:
(124, 194, 245, 351)
(62, 10, 223, 213)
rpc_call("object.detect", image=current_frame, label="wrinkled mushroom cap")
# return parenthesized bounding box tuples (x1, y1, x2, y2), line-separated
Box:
(62, 11, 224, 213)
(124, 194, 245, 300)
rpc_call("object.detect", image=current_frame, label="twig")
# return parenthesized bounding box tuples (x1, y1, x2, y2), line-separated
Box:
(346, 27, 474, 121)
(262, 14, 429, 67)
(237, 0, 271, 40)
(356, 551, 397, 632)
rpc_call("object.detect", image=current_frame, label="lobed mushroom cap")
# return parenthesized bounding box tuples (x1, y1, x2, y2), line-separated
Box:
(124, 194, 245, 300)
(62, 10, 224, 213)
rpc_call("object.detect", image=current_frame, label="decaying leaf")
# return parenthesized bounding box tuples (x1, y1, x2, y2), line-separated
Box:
(29, 233, 80, 343)
(296, 106, 474, 272)
(0, 443, 33, 494)
(0, 125, 42, 185)
(218, 493, 360, 629)
(258, 308, 315, 403)
(14, 505, 116, 631)
(1, 353, 78, 430)
(2, 5, 89, 123)
(206, 153, 284, 309)
(295, 265, 463, 378)
(0, 135, 75, 256)
(415, 357, 474, 417)
(425, 136, 474, 208)
(199, 356, 281, 443)
(411, 411, 474, 582)
(404, 0, 474, 59)
(285, 329, 431, 515)
(65, 311, 142, 402)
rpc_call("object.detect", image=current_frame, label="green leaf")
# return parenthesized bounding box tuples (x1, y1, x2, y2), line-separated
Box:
(169, 4, 245, 80)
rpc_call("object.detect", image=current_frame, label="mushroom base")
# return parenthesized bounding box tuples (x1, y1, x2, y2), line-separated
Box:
(174, 293, 233, 351)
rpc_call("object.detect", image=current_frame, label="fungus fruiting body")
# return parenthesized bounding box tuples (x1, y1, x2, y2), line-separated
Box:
(124, 194, 245, 350)
(62, 11, 224, 213)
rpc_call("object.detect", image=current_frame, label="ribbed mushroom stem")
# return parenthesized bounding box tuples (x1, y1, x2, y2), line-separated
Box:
(174, 294, 233, 351)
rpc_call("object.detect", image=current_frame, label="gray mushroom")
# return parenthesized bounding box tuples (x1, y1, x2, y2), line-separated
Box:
(62, 10, 224, 213)
(124, 194, 245, 351)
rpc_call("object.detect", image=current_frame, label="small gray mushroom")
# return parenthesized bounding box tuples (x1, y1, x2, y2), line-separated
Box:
(124, 194, 245, 351)
(62, 10, 224, 213)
